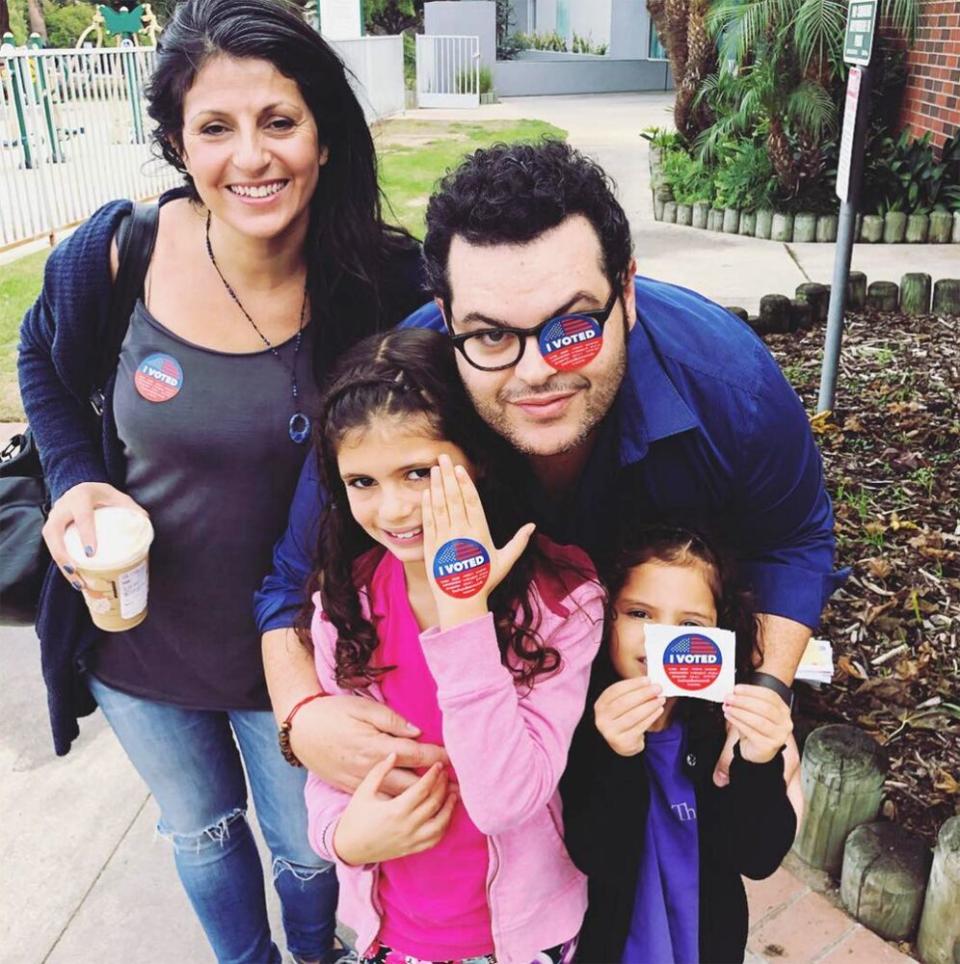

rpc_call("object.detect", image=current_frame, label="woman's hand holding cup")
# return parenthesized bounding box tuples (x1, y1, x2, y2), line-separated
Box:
(43, 482, 149, 590)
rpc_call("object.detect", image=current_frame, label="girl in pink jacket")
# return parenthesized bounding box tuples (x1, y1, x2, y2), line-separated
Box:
(298, 329, 604, 964)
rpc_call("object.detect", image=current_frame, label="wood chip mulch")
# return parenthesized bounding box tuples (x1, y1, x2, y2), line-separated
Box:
(763, 308, 960, 847)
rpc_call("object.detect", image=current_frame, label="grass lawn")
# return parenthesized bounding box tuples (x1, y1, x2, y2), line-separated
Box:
(0, 118, 565, 422)
(0, 250, 49, 421)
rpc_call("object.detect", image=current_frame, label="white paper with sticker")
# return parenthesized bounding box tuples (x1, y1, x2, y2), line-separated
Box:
(643, 624, 736, 703)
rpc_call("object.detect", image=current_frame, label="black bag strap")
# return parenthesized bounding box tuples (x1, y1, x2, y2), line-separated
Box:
(91, 201, 160, 412)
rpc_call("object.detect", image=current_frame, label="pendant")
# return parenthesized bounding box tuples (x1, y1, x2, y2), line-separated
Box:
(289, 412, 311, 445)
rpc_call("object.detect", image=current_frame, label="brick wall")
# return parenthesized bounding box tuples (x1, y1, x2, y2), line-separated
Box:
(897, 0, 960, 150)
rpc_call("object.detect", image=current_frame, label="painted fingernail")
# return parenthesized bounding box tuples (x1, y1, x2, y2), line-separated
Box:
(63, 564, 75, 575)
(71, 580, 83, 590)
(84, 545, 94, 558)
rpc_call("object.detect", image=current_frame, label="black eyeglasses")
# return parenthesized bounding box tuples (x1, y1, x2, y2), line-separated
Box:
(444, 288, 620, 372)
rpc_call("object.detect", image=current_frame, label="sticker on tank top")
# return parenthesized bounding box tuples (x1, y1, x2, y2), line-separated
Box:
(134, 352, 184, 403)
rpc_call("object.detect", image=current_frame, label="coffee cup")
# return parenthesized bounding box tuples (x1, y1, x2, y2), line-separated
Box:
(64, 506, 154, 632)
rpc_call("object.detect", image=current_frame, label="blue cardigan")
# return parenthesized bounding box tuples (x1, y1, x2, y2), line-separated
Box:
(18, 199, 138, 755)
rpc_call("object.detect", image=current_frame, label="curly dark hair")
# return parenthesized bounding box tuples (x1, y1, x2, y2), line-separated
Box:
(603, 523, 763, 683)
(423, 139, 633, 305)
(295, 328, 577, 690)
(145, 0, 419, 379)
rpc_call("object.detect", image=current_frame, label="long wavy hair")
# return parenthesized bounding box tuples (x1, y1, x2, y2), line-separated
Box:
(295, 329, 567, 690)
(145, 0, 420, 378)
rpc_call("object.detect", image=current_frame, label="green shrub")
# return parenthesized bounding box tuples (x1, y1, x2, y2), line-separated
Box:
(712, 139, 777, 211)
(641, 126, 682, 151)
(660, 147, 714, 205)
(571, 32, 607, 55)
(43, 2, 98, 48)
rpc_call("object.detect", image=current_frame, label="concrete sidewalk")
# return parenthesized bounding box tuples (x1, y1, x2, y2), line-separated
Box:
(2, 91, 938, 963)
(1, 613, 916, 964)
(398, 92, 959, 314)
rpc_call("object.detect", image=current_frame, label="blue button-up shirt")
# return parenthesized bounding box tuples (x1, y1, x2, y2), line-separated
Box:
(254, 277, 843, 633)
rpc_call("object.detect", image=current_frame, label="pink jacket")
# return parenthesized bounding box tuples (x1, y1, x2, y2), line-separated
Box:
(304, 545, 604, 964)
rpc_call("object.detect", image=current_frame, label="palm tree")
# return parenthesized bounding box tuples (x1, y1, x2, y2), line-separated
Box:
(699, 0, 918, 195)
(709, 0, 917, 86)
(693, 43, 836, 194)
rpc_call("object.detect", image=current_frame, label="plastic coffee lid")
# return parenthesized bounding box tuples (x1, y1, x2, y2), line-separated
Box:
(64, 506, 154, 571)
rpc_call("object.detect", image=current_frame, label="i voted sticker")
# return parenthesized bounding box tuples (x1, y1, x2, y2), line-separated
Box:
(643, 624, 736, 703)
(663, 633, 723, 690)
(538, 315, 603, 371)
(135, 353, 183, 403)
(432, 538, 490, 598)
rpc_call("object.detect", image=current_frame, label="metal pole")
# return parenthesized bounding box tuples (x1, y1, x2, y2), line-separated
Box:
(30, 41, 65, 164)
(817, 65, 873, 414)
(122, 42, 145, 145)
(7, 49, 35, 169)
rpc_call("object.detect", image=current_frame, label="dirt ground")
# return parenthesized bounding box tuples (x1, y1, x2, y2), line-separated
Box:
(764, 308, 960, 846)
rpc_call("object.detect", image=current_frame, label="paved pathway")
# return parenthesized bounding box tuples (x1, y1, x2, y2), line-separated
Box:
(2, 91, 936, 963)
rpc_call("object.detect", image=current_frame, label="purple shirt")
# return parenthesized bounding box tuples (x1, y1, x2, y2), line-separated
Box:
(623, 720, 700, 964)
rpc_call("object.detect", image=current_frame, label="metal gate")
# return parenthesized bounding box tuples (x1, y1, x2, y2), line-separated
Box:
(415, 34, 480, 109)
(0, 46, 180, 246)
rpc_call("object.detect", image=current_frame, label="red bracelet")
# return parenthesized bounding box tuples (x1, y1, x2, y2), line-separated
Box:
(278, 691, 326, 767)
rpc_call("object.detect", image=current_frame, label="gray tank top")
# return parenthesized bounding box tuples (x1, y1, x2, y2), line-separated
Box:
(95, 302, 320, 710)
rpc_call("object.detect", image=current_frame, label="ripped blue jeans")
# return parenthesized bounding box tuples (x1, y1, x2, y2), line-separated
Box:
(88, 675, 338, 964)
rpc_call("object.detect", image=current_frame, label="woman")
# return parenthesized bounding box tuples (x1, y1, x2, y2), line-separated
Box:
(17, 1, 425, 961)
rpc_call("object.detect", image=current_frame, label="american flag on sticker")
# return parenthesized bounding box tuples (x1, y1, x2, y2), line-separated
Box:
(134, 352, 183, 403)
(539, 314, 603, 371)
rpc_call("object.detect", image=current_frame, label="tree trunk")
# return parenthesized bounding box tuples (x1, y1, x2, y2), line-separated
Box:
(674, 0, 717, 141)
(27, 0, 46, 39)
(0, 0, 11, 39)
(768, 116, 798, 194)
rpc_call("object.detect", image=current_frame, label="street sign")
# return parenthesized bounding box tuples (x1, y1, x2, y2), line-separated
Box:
(844, 0, 878, 66)
(836, 66, 862, 202)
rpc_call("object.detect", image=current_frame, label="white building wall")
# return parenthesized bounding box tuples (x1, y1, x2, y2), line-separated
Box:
(567, 0, 612, 47)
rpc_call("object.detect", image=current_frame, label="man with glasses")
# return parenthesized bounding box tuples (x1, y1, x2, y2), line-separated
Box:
(258, 140, 842, 792)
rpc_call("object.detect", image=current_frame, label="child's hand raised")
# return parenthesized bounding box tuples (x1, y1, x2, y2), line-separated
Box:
(422, 454, 535, 629)
(722, 685, 793, 764)
(333, 755, 458, 866)
(594, 677, 666, 757)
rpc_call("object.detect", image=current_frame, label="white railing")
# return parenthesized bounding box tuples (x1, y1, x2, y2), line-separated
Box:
(0, 47, 180, 247)
(0, 37, 406, 249)
(331, 35, 405, 122)
(416, 34, 480, 109)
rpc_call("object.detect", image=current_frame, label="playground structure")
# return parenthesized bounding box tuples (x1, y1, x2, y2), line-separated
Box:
(0, 40, 179, 246)
(0, 9, 405, 248)
(76, 4, 161, 49)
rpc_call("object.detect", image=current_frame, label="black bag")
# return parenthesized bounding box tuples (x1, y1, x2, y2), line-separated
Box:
(0, 202, 160, 614)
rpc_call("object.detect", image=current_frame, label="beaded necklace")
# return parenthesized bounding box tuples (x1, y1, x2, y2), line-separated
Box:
(204, 211, 311, 444)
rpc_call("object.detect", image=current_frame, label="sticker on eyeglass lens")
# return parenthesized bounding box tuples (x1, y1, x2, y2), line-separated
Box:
(432, 538, 490, 598)
(538, 315, 603, 371)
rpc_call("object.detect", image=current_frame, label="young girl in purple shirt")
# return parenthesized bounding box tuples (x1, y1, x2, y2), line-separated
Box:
(298, 329, 604, 964)
(561, 525, 802, 963)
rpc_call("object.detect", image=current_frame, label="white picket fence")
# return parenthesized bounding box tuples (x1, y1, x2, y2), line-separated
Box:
(0, 36, 405, 248)
(416, 34, 480, 109)
(0, 46, 178, 246)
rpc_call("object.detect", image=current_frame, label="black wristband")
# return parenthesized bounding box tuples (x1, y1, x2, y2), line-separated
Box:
(749, 671, 795, 711)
